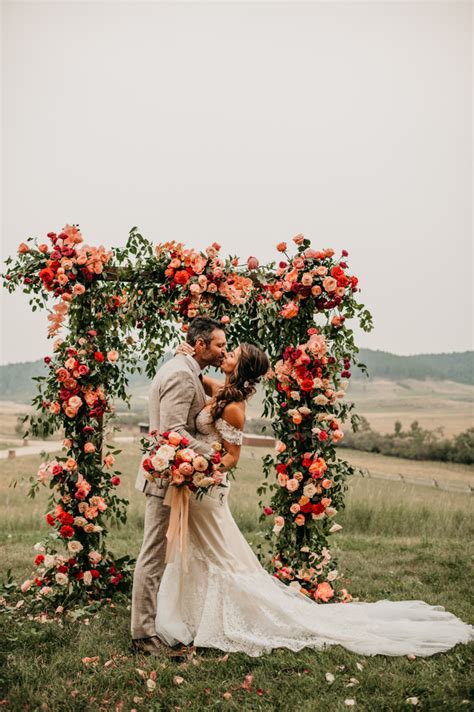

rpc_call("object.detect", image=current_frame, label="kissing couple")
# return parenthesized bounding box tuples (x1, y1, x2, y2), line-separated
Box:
(131, 316, 473, 659)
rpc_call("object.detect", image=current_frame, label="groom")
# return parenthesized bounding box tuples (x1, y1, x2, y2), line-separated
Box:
(131, 316, 227, 654)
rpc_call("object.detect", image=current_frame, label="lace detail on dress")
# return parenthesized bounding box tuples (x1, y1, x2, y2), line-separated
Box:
(215, 418, 243, 445)
(195, 408, 243, 446)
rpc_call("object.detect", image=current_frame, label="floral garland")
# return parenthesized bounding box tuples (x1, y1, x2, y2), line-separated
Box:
(2, 226, 372, 614)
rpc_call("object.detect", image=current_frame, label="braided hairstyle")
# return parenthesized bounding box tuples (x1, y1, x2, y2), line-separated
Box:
(211, 343, 270, 421)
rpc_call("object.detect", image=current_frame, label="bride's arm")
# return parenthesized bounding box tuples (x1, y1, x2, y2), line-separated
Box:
(202, 375, 224, 397)
(218, 403, 245, 469)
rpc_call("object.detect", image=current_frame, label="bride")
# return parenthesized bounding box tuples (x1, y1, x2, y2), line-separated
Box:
(156, 342, 473, 658)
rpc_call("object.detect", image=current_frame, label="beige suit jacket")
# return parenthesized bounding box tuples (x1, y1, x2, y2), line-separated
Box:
(135, 354, 212, 496)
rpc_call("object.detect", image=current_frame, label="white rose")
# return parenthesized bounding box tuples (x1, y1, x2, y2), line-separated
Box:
(289, 581, 302, 591)
(314, 394, 329, 406)
(83, 571, 93, 585)
(327, 569, 338, 581)
(151, 454, 168, 472)
(68, 540, 83, 554)
(325, 507, 338, 518)
(303, 483, 316, 498)
(298, 407, 312, 416)
(192, 473, 205, 486)
(329, 523, 343, 533)
(44, 554, 55, 569)
(156, 444, 175, 460)
(55, 572, 69, 586)
(74, 516, 87, 527)
(33, 542, 46, 553)
(290, 391, 301, 401)
(39, 586, 52, 596)
(197, 477, 214, 488)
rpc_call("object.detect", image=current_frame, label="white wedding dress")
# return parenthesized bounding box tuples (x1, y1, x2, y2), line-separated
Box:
(156, 408, 473, 657)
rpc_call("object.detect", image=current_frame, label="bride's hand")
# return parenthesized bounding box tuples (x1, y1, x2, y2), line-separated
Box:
(175, 341, 195, 356)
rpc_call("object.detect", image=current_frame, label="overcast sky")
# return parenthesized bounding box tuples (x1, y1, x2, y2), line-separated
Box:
(1, 1, 472, 365)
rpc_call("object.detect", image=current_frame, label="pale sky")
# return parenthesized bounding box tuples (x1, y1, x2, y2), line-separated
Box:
(1, 0, 472, 366)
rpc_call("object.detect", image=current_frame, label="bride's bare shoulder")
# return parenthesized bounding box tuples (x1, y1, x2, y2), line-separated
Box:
(221, 401, 245, 430)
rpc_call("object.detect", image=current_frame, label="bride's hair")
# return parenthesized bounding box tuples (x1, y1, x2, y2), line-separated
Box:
(211, 343, 270, 421)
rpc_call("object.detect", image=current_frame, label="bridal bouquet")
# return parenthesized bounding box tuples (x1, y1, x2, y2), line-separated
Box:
(141, 430, 225, 499)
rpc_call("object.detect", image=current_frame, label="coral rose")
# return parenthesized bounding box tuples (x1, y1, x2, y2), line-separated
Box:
(323, 277, 337, 293)
(280, 301, 299, 319)
(315, 581, 334, 602)
(293, 234, 305, 245)
(107, 350, 119, 363)
(276, 242, 287, 252)
(168, 431, 183, 446)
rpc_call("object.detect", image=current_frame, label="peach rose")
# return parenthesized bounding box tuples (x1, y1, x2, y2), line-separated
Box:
(332, 429, 344, 443)
(295, 514, 306, 526)
(294, 471, 304, 482)
(68, 395, 82, 410)
(280, 301, 299, 319)
(286, 478, 299, 492)
(84, 442, 96, 454)
(107, 350, 119, 363)
(83, 571, 93, 586)
(278, 473, 289, 487)
(72, 283, 86, 296)
(167, 431, 183, 446)
(276, 242, 287, 252)
(49, 401, 61, 415)
(275, 441, 287, 453)
(321, 497, 332, 507)
(38, 243, 49, 253)
(315, 581, 334, 602)
(293, 234, 305, 245)
(322, 479, 333, 489)
(315, 265, 328, 276)
(104, 454, 115, 468)
(21, 579, 33, 593)
(301, 273, 313, 286)
(291, 412, 303, 425)
(65, 458, 78, 471)
(177, 448, 194, 463)
(290, 503, 300, 514)
(193, 455, 208, 472)
(311, 285, 322, 297)
(178, 462, 193, 477)
(323, 277, 337, 293)
(172, 472, 185, 485)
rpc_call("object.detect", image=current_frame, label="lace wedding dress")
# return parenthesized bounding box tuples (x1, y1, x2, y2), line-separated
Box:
(155, 408, 473, 657)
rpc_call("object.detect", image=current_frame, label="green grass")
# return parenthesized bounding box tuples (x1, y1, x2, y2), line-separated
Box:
(1, 446, 473, 711)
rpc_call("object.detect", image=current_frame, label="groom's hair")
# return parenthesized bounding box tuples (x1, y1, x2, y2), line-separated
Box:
(186, 316, 224, 346)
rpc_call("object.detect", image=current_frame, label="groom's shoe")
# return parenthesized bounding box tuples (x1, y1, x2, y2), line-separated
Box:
(132, 635, 168, 656)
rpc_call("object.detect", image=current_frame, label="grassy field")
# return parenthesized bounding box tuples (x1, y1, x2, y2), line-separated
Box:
(1, 445, 473, 711)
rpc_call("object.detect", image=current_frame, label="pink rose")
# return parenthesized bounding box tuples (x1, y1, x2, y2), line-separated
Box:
(84, 442, 96, 454)
(172, 472, 185, 485)
(290, 503, 300, 514)
(292, 234, 305, 245)
(178, 462, 193, 477)
(286, 478, 299, 492)
(295, 514, 305, 526)
(107, 350, 119, 363)
(247, 256, 259, 270)
(275, 441, 287, 453)
(193, 455, 208, 472)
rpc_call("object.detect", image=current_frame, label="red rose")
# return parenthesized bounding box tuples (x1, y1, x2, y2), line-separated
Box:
(44, 356, 51, 364)
(88, 330, 97, 337)
(142, 458, 154, 472)
(57, 565, 68, 574)
(263, 507, 273, 516)
(318, 431, 328, 442)
(39, 267, 55, 290)
(302, 458, 313, 469)
(276, 464, 287, 474)
(46, 513, 55, 526)
(312, 503, 325, 515)
(35, 577, 43, 587)
(300, 503, 313, 514)
(78, 364, 89, 376)
(35, 554, 45, 566)
(68, 558, 77, 566)
(59, 525, 74, 538)
(111, 476, 121, 486)
(52, 464, 63, 476)
(162, 431, 170, 439)
(181, 436, 189, 446)
(342, 249, 349, 256)
(94, 351, 104, 363)
(109, 566, 116, 574)
(300, 379, 314, 392)
(58, 511, 74, 526)
(211, 452, 222, 464)
(90, 569, 100, 579)
(174, 270, 190, 285)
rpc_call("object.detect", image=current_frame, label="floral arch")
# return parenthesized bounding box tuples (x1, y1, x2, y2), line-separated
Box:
(3, 225, 372, 612)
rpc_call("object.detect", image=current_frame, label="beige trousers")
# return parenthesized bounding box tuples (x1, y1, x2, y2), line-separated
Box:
(131, 489, 170, 640)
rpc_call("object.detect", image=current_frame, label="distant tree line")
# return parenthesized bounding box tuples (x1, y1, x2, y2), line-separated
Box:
(341, 417, 474, 465)
(353, 349, 473, 385)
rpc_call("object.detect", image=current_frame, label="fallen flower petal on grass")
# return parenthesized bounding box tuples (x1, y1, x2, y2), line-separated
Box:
(325, 672, 335, 684)
(146, 679, 156, 692)
(344, 700, 356, 707)
(174, 676, 184, 685)
(406, 698, 419, 706)
(241, 674, 253, 691)
(223, 692, 232, 700)
(82, 656, 100, 666)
